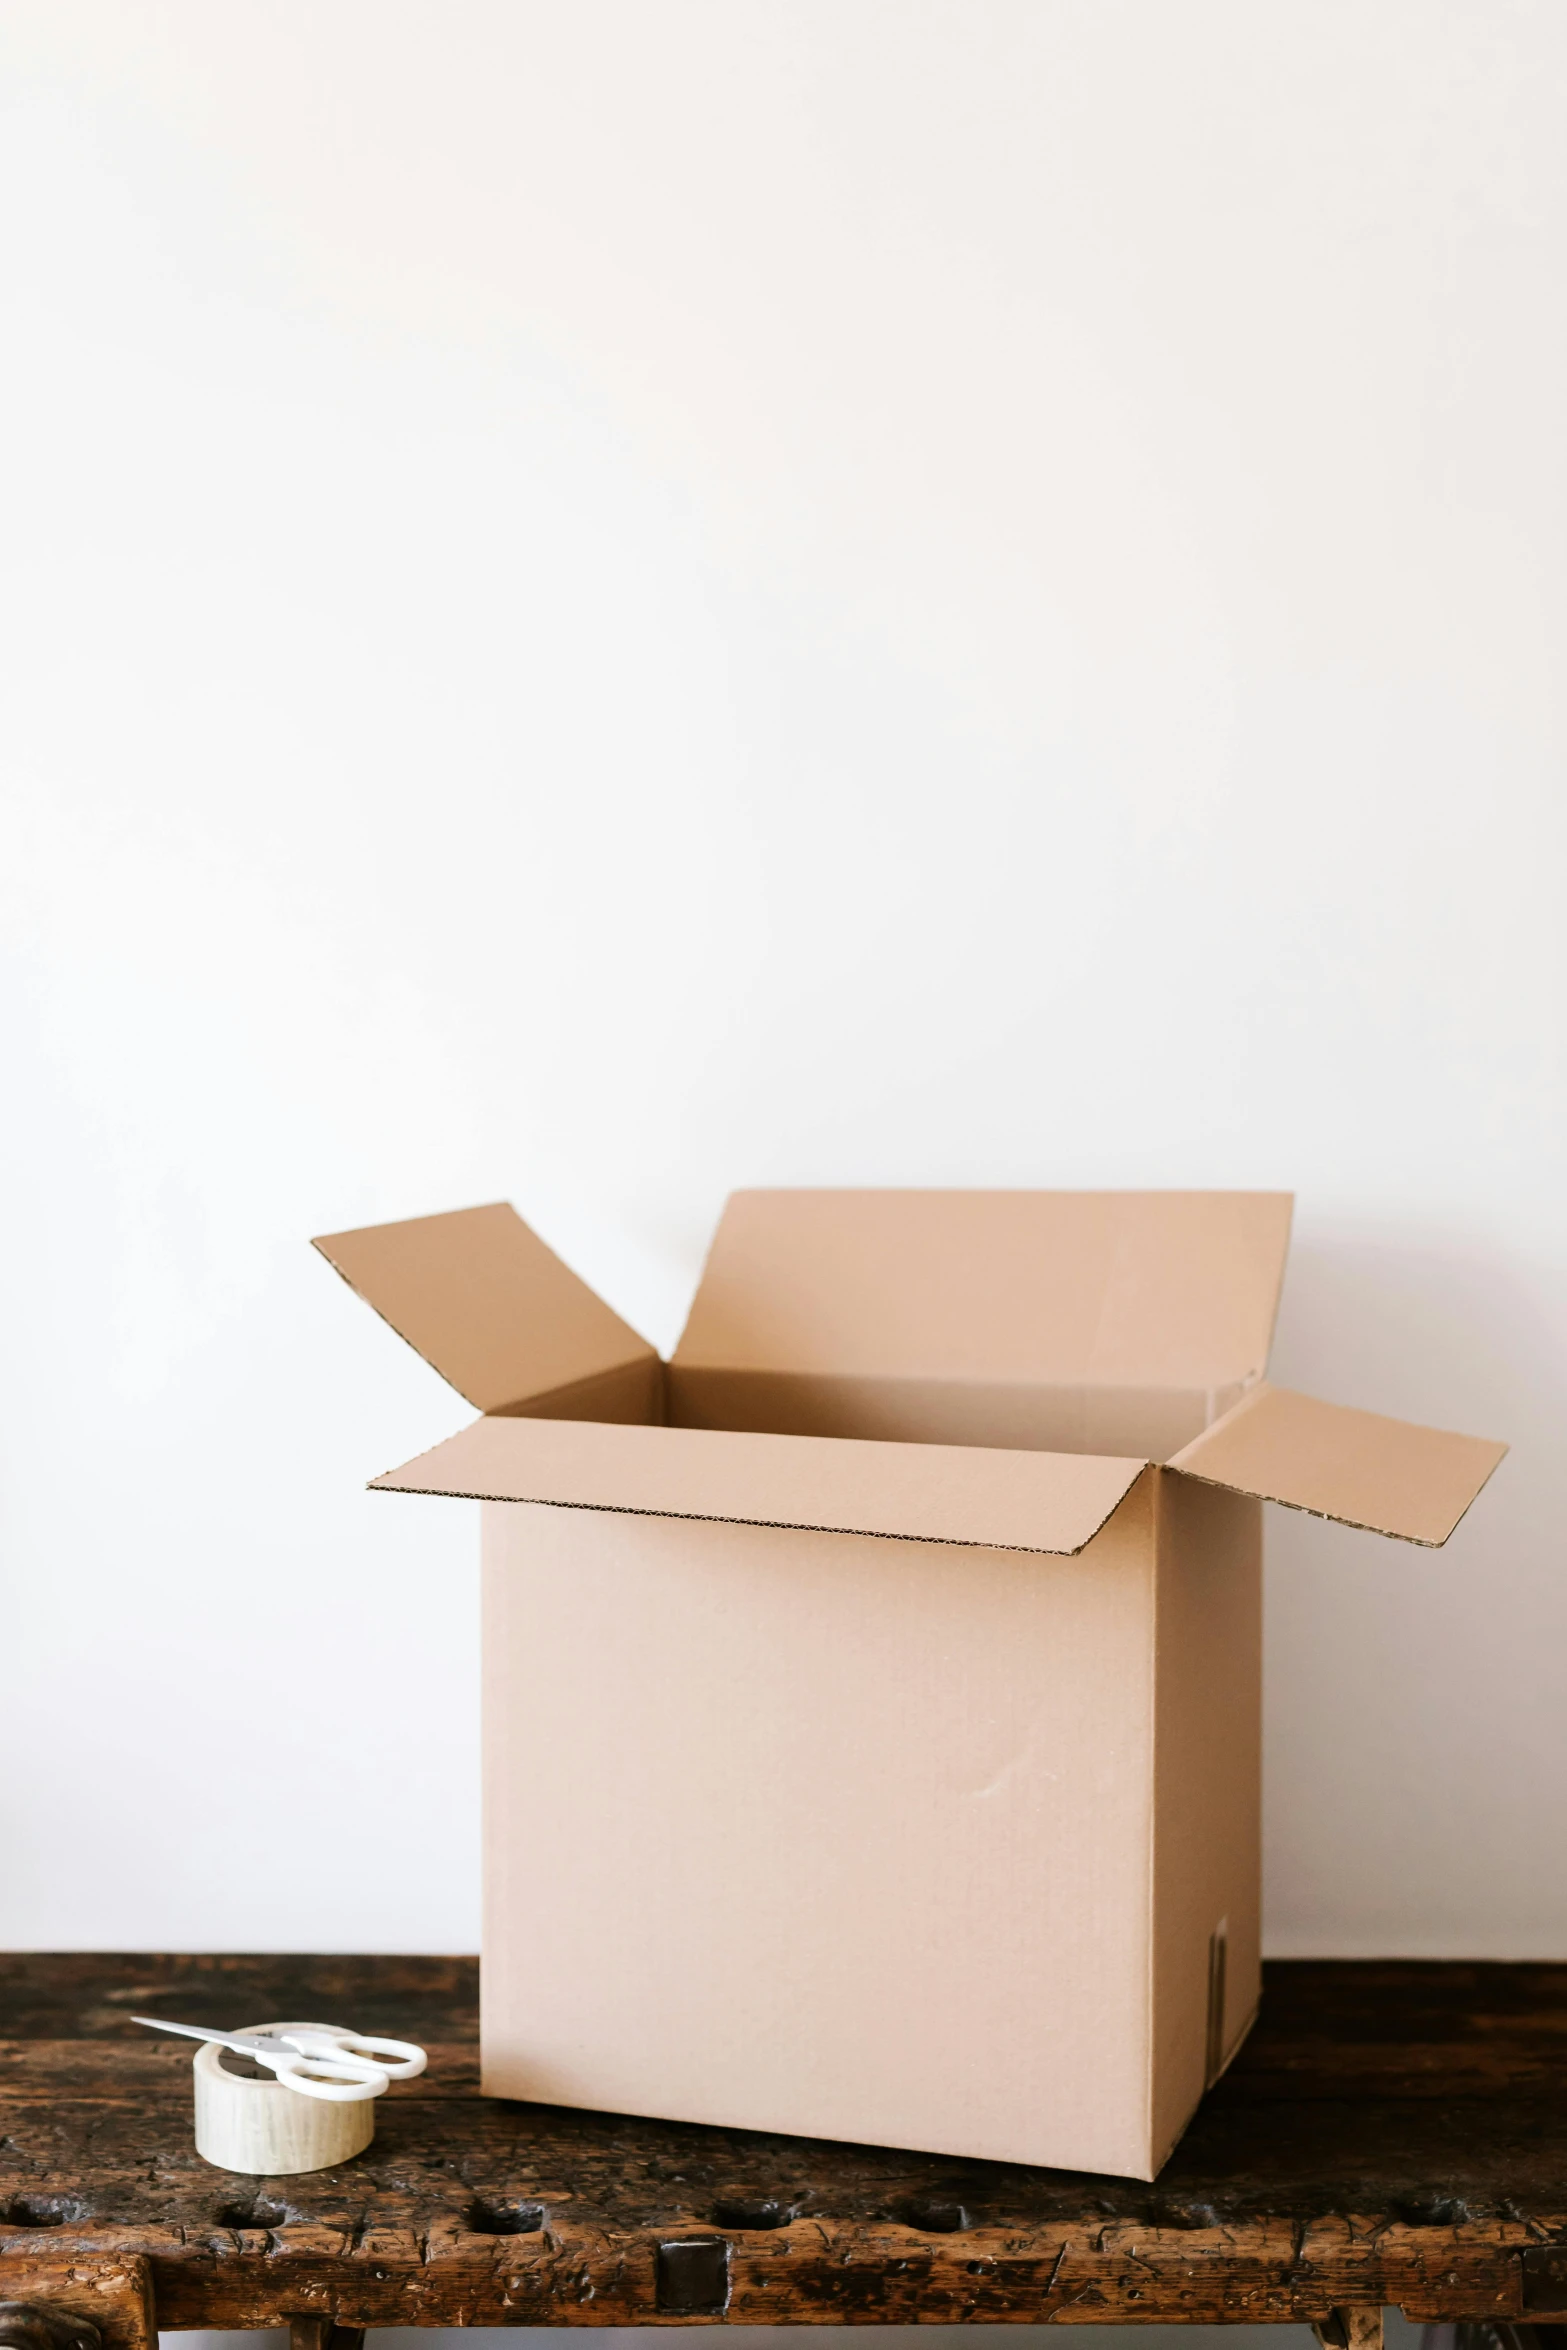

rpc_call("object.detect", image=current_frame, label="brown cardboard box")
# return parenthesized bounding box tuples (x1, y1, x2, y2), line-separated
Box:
(314, 1190, 1505, 2180)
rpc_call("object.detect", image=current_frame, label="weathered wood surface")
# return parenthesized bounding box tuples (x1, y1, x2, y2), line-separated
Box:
(0, 1956, 1564, 2328)
(0, 2252, 155, 2350)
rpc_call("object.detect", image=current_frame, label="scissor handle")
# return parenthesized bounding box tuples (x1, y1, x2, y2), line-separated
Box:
(283, 2028, 428, 2081)
(336, 2031, 427, 2080)
(265, 2047, 388, 2103)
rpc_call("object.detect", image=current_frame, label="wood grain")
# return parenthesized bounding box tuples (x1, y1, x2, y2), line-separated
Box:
(1, 1957, 1564, 2327)
(0, 2254, 154, 2350)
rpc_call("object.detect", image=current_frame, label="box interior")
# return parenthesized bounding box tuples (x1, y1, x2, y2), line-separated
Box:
(545, 1356, 1228, 1463)
(568, 1188, 1294, 1460)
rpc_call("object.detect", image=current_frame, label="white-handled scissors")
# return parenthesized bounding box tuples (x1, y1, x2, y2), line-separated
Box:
(131, 2015, 428, 2103)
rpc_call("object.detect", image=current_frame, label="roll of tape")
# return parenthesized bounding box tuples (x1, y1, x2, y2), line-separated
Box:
(193, 2020, 377, 2175)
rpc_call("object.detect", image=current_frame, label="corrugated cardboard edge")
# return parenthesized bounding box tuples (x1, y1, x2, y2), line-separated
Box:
(371, 1416, 1151, 1557)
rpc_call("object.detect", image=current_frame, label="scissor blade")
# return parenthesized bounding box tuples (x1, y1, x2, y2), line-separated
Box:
(129, 2015, 258, 2053)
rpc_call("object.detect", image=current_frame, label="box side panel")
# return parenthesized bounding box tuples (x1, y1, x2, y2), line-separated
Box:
(1149, 1474, 1263, 2172)
(667, 1363, 1237, 1462)
(480, 1481, 1160, 2178)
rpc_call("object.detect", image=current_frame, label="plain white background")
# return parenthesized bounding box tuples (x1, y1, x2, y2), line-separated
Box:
(2, 1, 1564, 1960)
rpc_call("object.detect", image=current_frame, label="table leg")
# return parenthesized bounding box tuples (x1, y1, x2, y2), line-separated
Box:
(1315, 2309, 1385, 2350)
(288, 2323, 365, 2350)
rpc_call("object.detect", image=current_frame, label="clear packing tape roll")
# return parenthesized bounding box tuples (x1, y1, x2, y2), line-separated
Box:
(193, 2020, 378, 2174)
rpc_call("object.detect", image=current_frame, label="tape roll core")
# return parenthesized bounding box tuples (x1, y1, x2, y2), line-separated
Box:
(192, 2019, 377, 2175)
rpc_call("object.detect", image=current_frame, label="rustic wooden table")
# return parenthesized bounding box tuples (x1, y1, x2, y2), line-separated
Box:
(1, 1958, 1563, 2350)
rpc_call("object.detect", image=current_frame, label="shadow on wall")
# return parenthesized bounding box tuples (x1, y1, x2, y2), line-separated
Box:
(1271, 1227, 1565, 1446)
(1262, 1219, 1567, 1957)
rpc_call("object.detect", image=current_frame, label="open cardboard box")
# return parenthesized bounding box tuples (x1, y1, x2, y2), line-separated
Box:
(314, 1190, 1506, 2180)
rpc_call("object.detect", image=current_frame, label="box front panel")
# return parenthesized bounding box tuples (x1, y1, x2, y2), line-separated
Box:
(482, 1481, 1159, 2177)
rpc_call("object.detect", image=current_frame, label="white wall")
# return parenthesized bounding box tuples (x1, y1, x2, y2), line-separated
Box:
(2, 0, 1563, 1956)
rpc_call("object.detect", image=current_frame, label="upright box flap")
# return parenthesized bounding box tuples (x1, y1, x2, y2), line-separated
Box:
(313, 1203, 655, 1415)
(674, 1189, 1294, 1390)
(1169, 1382, 1507, 1546)
(371, 1415, 1148, 1555)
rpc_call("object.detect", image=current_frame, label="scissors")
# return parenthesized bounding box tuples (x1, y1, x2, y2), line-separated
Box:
(131, 2015, 428, 2103)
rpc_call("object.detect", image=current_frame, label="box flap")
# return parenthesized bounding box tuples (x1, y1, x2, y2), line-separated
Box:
(371, 1416, 1148, 1555)
(673, 1189, 1294, 1390)
(1169, 1381, 1507, 1546)
(312, 1203, 655, 1415)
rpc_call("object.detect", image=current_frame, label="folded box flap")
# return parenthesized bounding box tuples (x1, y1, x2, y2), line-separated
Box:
(674, 1189, 1294, 1391)
(1169, 1381, 1507, 1546)
(371, 1415, 1148, 1555)
(313, 1203, 655, 1415)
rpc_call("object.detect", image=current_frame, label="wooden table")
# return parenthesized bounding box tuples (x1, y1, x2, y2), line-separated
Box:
(1, 1957, 1564, 2350)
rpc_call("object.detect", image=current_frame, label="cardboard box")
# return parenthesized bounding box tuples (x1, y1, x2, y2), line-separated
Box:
(314, 1190, 1505, 2180)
